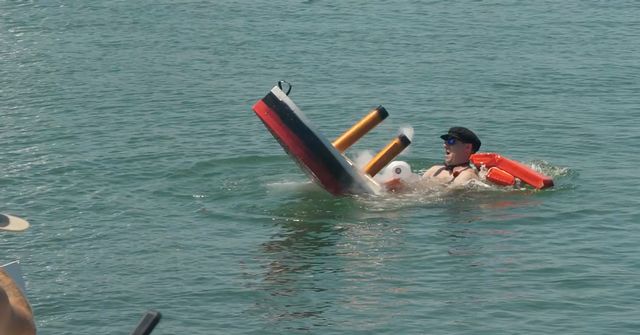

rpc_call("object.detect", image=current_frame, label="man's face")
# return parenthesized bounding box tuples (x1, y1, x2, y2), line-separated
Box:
(443, 137, 472, 165)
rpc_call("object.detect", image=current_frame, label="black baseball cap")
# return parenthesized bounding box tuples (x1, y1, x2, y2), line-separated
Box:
(440, 127, 481, 153)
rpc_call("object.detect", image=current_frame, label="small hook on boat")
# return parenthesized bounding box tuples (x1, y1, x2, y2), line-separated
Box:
(278, 80, 292, 95)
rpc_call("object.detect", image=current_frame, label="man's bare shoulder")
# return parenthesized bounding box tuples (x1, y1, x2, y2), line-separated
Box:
(450, 168, 480, 186)
(422, 164, 445, 178)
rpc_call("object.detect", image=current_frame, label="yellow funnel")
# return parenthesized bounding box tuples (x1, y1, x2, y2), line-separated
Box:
(332, 106, 388, 153)
(364, 134, 411, 177)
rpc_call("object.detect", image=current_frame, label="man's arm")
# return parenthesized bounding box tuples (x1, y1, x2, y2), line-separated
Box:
(0, 269, 36, 335)
(450, 169, 480, 187)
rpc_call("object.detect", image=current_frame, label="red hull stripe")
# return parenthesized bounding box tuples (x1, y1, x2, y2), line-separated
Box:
(253, 98, 353, 195)
(261, 92, 353, 185)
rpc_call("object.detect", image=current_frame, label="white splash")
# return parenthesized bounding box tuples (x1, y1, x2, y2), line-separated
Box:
(352, 150, 374, 170)
(399, 126, 414, 141)
(398, 126, 414, 156)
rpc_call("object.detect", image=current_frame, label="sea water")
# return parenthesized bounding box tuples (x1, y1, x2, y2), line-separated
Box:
(2, 1, 639, 334)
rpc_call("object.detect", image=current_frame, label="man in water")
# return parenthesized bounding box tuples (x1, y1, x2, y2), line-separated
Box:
(421, 127, 482, 187)
(1, 214, 36, 335)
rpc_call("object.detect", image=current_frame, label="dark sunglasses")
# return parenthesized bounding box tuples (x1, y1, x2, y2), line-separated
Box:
(444, 137, 458, 145)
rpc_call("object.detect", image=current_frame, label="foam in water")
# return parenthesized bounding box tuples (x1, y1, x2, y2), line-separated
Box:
(266, 180, 318, 193)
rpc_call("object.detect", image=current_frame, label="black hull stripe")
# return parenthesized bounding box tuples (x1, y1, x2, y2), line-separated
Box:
(262, 92, 356, 189)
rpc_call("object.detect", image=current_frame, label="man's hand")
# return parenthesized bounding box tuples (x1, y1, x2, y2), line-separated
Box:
(384, 178, 406, 193)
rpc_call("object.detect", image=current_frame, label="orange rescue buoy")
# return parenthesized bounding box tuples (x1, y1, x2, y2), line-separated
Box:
(470, 152, 554, 189)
